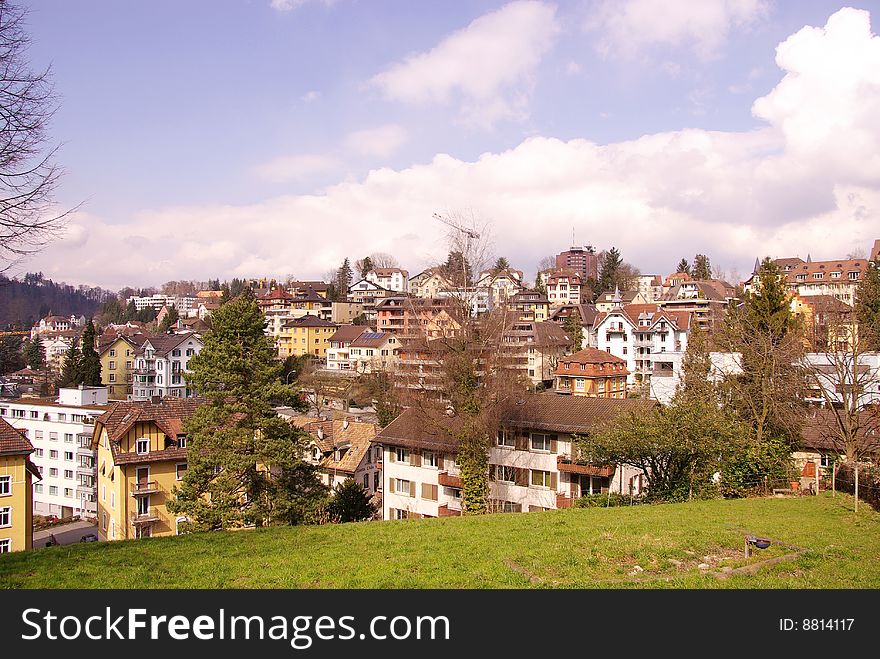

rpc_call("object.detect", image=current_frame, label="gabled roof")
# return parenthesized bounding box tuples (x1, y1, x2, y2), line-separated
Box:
(348, 278, 391, 292)
(329, 325, 368, 344)
(350, 331, 392, 348)
(283, 315, 337, 328)
(550, 303, 599, 327)
(559, 348, 626, 366)
(137, 333, 200, 357)
(0, 418, 34, 456)
(96, 398, 203, 444)
(800, 407, 880, 454)
(532, 321, 570, 347)
(259, 287, 294, 301)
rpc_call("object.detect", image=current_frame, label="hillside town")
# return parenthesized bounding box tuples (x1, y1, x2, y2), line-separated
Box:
(2, 236, 879, 550)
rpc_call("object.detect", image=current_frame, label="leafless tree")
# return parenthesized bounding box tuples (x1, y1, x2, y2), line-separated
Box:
(369, 252, 399, 269)
(0, 2, 70, 271)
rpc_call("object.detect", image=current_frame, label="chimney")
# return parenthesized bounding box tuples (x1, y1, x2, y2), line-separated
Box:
(317, 427, 324, 440)
(343, 418, 350, 430)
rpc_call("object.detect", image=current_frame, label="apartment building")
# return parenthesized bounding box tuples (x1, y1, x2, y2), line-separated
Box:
(510, 291, 550, 322)
(409, 268, 454, 299)
(347, 279, 395, 321)
(376, 297, 461, 338)
(0, 386, 108, 519)
(595, 289, 649, 312)
(475, 268, 523, 306)
(99, 332, 150, 400)
(744, 254, 873, 306)
(657, 279, 735, 332)
(377, 395, 652, 519)
(1, 418, 39, 553)
(499, 321, 570, 386)
(131, 333, 204, 400)
(31, 313, 86, 337)
(326, 325, 371, 371)
(550, 303, 599, 349)
(93, 397, 201, 540)
(277, 315, 338, 359)
(555, 245, 599, 281)
(366, 268, 410, 293)
(553, 348, 629, 398)
(540, 269, 588, 307)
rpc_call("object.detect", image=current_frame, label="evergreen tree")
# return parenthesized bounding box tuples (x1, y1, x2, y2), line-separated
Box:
(326, 478, 377, 522)
(597, 247, 623, 296)
(58, 339, 82, 388)
(158, 306, 180, 333)
(79, 320, 102, 386)
(744, 257, 793, 343)
(534, 275, 546, 296)
(855, 262, 880, 350)
(0, 334, 25, 375)
(334, 259, 353, 300)
(692, 254, 712, 280)
(124, 300, 137, 321)
(168, 294, 324, 531)
(356, 256, 373, 279)
(676, 258, 691, 274)
(492, 256, 510, 273)
(562, 308, 583, 351)
(442, 250, 472, 287)
(24, 336, 44, 370)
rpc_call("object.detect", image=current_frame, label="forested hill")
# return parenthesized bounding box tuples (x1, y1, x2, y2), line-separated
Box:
(0, 273, 114, 329)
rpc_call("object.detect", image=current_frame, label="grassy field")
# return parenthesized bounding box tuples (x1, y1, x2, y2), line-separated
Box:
(1, 493, 878, 589)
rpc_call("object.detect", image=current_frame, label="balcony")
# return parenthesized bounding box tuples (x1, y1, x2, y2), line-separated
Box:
(130, 481, 162, 496)
(438, 472, 463, 489)
(556, 456, 614, 477)
(76, 464, 95, 477)
(437, 503, 462, 517)
(130, 508, 160, 525)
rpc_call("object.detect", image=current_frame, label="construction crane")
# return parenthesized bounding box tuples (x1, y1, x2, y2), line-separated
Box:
(432, 212, 479, 240)
(432, 212, 479, 291)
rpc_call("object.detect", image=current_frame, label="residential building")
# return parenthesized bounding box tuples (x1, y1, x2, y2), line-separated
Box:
(499, 321, 570, 386)
(554, 348, 629, 398)
(541, 269, 588, 307)
(595, 289, 648, 312)
(658, 279, 736, 332)
(870, 240, 880, 264)
(288, 280, 331, 299)
(347, 279, 395, 321)
(39, 331, 81, 372)
(794, 407, 880, 484)
(662, 271, 691, 293)
(790, 294, 857, 351)
(555, 245, 599, 281)
(99, 332, 151, 400)
(436, 286, 492, 316)
(801, 352, 880, 408)
(409, 268, 455, 299)
(550, 303, 599, 349)
(635, 275, 664, 303)
(131, 333, 204, 400)
(326, 325, 372, 372)
(258, 287, 295, 314)
(93, 397, 201, 540)
(32, 313, 85, 337)
(290, 416, 382, 503)
(744, 254, 871, 306)
(277, 315, 338, 359)
(126, 294, 173, 312)
(1, 418, 39, 552)
(330, 301, 365, 324)
(375, 297, 460, 338)
(1, 387, 108, 519)
(347, 332, 401, 374)
(377, 395, 652, 519)
(366, 268, 410, 293)
(475, 268, 523, 306)
(509, 291, 550, 322)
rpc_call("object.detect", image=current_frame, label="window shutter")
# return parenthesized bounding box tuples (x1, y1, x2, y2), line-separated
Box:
(389, 449, 395, 463)
(411, 512, 422, 519)
(421, 483, 438, 501)
(488, 464, 496, 481)
(550, 436, 558, 454)
(550, 472, 558, 490)
(515, 503, 523, 513)
(388, 479, 394, 494)
(409, 481, 416, 497)
(438, 454, 445, 470)
(515, 468, 528, 487)
(411, 452, 422, 467)
(515, 433, 528, 451)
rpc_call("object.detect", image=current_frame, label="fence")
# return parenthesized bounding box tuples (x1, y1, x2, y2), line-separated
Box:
(833, 464, 880, 510)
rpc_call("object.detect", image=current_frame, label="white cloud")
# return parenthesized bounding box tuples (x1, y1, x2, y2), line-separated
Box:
(344, 124, 408, 158)
(270, 0, 336, 12)
(31, 8, 880, 289)
(253, 154, 340, 182)
(565, 60, 582, 76)
(370, 1, 560, 127)
(586, 0, 770, 59)
(301, 90, 321, 102)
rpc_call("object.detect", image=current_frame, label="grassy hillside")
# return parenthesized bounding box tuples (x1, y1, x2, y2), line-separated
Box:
(2, 494, 878, 589)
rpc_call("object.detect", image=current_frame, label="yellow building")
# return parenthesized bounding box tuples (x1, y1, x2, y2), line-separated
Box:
(277, 315, 338, 359)
(93, 398, 201, 540)
(99, 333, 149, 400)
(510, 291, 550, 323)
(1, 418, 39, 553)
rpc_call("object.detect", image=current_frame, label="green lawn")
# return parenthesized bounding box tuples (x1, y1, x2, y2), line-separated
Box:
(2, 493, 877, 588)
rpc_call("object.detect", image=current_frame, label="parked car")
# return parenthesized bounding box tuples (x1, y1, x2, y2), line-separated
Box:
(80, 533, 99, 543)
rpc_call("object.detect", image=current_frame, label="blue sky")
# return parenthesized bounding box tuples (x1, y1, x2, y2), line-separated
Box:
(17, 0, 880, 288)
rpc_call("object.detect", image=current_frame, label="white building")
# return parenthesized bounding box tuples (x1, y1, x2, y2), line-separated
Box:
(475, 268, 523, 306)
(366, 268, 409, 293)
(131, 333, 203, 400)
(377, 395, 653, 519)
(127, 295, 199, 314)
(801, 352, 880, 407)
(409, 268, 454, 299)
(0, 387, 109, 518)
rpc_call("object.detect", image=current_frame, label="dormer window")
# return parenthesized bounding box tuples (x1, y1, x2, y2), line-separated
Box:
(178, 436, 187, 449)
(136, 438, 149, 455)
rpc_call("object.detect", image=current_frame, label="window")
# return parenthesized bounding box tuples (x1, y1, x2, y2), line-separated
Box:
(178, 436, 187, 449)
(12, 409, 24, 418)
(64, 470, 73, 479)
(102, 485, 106, 501)
(102, 513, 107, 531)
(0, 475, 10, 496)
(64, 488, 73, 497)
(34, 483, 43, 494)
(110, 491, 115, 509)
(64, 451, 73, 461)
(531, 434, 552, 452)
(64, 433, 73, 443)
(395, 479, 412, 496)
(176, 463, 187, 481)
(57, 414, 66, 421)
(496, 466, 515, 483)
(109, 349, 116, 357)
(421, 483, 438, 501)
(848, 271, 859, 280)
(30, 410, 38, 419)
(49, 432, 58, 441)
(423, 451, 438, 468)
(812, 272, 823, 280)
(172, 349, 181, 357)
(49, 486, 58, 495)
(35, 448, 44, 457)
(0, 538, 10, 553)
(374, 471, 380, 490)
(34, 430, 43, 440)
(530, 470, 552, 488)
(109, 361, 116, 370)
(109, 374, 117, 383)
(49, 468, 58, 477)
(502, 501, 519, 513)
(497, 431, 515, 448)
(395, 447, 409, 463)
(394, 509, 408, 520)
(831, 271, 841, 279)
(363, 474, 370, 490)
(136, 438, 149, 454)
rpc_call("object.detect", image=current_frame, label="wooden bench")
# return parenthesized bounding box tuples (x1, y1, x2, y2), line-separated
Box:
(772, 488, 795, 495)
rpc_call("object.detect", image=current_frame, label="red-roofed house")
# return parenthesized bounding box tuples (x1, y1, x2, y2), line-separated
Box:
(554, 348, 629, 398)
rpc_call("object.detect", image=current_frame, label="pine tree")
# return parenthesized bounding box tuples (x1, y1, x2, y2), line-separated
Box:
(597, 247, 623, 296)
(692, 254, 712, 280)
(492, 256, 510, 273)
(158, 306, 180, 333)
(335, 259, 353, 299)
(168, 293, 324, 531)
(744, 257, 793, 343)
(562, 308, 583, 351)
(855, 262, 880, 350)
(327, 478, 377, 522)
(356, 256, 373, 279)
(58, 339, 82, 388)
(676, 258, 691, 274)
(24, 336, 44, 370)
(124, 300, 137, 321)
(79, 319, 102, 386)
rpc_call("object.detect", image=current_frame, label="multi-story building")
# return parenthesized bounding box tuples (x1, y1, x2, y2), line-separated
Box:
(475, 268, 523, 306)
(553, 348, 629, 398)
(635, 275, 664, 303)
(366, 268, 409, 293)
(436, 287, 491, 317)
(326, 326, 372, 372)
(258, 287, 295, 314)
(377, 395, 652, 519)
(277, 315, 338, 359)
(409, 268, 454, 299)
(595, 289, 648, 312)
(39, 331, 82, 373)
(93, 397, 201, 540)
(555, 245, 599, 282)
(330, 301, 365, 324)
(347, 332, 401, 374)
(1, 386, 108, 519)
(510, 291, 550, 322)
(499, 321, 570, 386)
(32, 313, 86, 337)
(541, 269, 588, 307)
(127, 294, 173, 312)
(131, 333, 204, 400)
(658, 279, 735, 332)
(743, 254, 872, 306)
(1, 418, 39, 553)
(375, 297, 460, 338)
(99, 332, 150, 400)
(288, 281, 331, 298)
(290, 415, 382, 501)
(550, 303, 599, 349)
(347, 279, 395, 321)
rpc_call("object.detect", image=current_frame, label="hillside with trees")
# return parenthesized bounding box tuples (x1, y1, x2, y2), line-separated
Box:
(0, 272, 114, 329)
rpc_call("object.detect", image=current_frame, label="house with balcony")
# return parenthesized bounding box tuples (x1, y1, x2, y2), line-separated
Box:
(326, 325, 371, 371)
(509, 290, 550, 322)
(99, 332, 151, 400)
(93, 397, 202, 540)
(276, 315, 338, 359)
(347, 279, 396, 321)
(0, 387, 108, 519)
(553, 348, 629, 398)
(658, 279, 736, 332)
(540, 268, 589, 307)
(366, 268, 409, 293)
(743, 254, 873, 306)
(499, 321, 570, 386)
(550, 303, 599, 350)
(376, 297, 461, 339)
(475, 267, 524, 306)
(409, 268, 455, 299)
(376, 394, 653, 518)
(1, 418, 40, 552)
(131, 333, 203, 400)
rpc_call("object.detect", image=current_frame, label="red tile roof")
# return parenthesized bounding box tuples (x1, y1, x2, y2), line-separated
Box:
(0, 418, 34, 456)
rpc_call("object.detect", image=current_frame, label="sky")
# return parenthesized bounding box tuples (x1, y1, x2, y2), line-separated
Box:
(13, 0, 880, 290)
